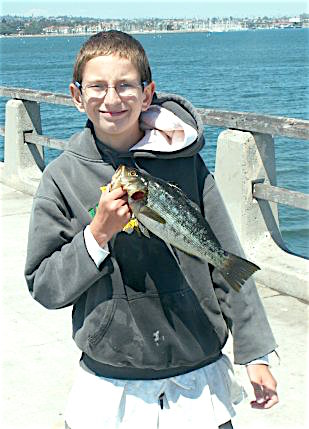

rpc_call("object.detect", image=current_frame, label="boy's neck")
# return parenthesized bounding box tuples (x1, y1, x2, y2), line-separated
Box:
(95, 128, 145, 153)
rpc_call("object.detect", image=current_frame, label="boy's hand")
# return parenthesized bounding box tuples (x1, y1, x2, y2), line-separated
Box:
(246, 364, 278, 409)
(90, 187, 131, 247)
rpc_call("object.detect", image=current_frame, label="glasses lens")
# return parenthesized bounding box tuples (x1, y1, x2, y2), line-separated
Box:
(117, 83, 141, 97)
(84, 84, 106, 98)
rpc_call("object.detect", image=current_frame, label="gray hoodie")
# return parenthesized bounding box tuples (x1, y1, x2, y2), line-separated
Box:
(24, 93, 277, 379)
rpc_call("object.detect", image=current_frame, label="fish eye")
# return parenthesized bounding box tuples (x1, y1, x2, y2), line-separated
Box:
(129, 170, 137, 177)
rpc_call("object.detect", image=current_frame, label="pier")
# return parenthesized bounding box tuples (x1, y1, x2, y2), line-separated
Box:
(0, 86, 308, 428)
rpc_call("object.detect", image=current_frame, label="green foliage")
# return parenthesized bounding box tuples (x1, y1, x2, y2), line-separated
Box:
(0, 17, 23, 35)
(23, 21, 44, 35)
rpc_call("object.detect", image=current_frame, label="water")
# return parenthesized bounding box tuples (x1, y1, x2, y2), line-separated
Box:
(0, 29, 308, 257)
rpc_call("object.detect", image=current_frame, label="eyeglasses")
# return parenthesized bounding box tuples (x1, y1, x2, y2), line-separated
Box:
(74, 80, 147, 99)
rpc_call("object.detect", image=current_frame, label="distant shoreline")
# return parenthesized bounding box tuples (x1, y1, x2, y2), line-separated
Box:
(2, 30, 213, 39)
(1, 27, 307, 39)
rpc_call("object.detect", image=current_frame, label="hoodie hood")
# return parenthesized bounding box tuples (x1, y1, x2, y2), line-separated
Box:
(132, 104, 198, 153)
(66, 92, 205, 161)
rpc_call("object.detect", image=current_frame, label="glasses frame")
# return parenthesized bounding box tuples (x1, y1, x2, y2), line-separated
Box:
(74, 80, 148, 99)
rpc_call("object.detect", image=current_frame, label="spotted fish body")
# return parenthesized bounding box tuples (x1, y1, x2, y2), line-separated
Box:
(111, 165, 260, 292)
(142, 178, 226, 265)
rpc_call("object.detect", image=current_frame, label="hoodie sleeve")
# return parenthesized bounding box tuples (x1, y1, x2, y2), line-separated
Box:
(201, 170, 277, 364)
(24, 191, 112, 310)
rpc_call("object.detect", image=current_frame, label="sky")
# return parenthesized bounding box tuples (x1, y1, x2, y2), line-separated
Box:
(0, 0, 308, 19)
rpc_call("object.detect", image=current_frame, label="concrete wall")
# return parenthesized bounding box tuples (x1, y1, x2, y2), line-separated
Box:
(215, 129, 309, 302)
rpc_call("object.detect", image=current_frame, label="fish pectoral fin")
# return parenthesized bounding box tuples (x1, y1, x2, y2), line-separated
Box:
(140, 206, 166, 224)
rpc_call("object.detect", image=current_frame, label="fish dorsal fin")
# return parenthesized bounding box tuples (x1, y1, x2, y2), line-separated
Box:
(140, 206, 166, 224)
(168, 182, 201, 213)
(168, 182, 181, 190)
(186, 197, 201, 212)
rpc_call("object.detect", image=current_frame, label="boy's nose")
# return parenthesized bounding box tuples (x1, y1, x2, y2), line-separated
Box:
(103, 86, 122, 104)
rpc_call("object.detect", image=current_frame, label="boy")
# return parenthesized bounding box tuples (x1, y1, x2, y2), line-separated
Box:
(25, 31, 278, 429)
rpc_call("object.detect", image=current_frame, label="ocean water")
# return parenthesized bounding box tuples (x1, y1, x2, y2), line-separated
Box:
(0, 29, 308, 257)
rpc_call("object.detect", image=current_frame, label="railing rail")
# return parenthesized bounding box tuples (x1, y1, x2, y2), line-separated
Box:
(253, 182, 309, 211)
(1, 85, 309, 140)
(0, 86, 73, 107)
(197, 109, 309, 140)
(24, 131, 67, 151)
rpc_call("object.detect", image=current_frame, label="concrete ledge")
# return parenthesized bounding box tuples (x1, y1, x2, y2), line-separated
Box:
(0, 161, 40, 195)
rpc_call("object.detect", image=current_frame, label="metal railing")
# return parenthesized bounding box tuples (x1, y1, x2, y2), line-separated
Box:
(1, 85, 309, 211)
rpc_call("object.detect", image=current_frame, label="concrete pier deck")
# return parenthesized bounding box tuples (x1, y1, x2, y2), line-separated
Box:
(1, 182, 308, 429)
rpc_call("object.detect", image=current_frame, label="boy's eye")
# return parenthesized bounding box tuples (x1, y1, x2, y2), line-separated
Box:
(118, 82, 134, 89)
(116, 82, 136, 94)
(88, 84, 106, 91)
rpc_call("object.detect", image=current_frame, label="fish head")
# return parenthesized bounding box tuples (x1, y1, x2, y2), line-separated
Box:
(111, 165, 148, 203)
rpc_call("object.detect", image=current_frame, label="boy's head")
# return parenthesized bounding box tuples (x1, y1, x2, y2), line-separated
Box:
(72, 30, 152, 86)
(70, 30, 155, 151)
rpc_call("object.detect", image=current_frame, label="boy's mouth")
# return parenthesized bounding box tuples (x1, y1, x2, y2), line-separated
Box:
(100, 110, 127, 117)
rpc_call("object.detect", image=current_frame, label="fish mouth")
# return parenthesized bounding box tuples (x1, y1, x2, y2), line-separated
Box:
(111, 165, 148, 198)
(131, 191, 146, 201)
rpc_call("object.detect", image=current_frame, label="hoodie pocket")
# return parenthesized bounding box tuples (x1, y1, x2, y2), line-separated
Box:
(73, 296, 116, 354)
(87, 299, 116, 346)
(85, 288, 224, 370)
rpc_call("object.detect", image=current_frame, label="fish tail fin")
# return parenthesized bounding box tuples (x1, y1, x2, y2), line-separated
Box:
(220, 254, 260, 292)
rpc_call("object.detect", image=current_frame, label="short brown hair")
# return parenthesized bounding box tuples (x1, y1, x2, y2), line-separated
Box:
(72, 30, 152, 84)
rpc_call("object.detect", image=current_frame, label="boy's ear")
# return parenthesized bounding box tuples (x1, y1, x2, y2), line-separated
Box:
(141, 81, 156, 111)
(69, 83, 85, 112)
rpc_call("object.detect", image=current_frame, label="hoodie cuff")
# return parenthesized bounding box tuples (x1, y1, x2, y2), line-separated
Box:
(246, 354, 269, 366)
(84, 225, 110, 268)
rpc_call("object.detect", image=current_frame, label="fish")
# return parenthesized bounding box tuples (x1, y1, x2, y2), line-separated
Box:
(110, 165, 260, 292)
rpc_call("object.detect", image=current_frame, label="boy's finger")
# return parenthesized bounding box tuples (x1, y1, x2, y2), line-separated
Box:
(111, 188, 129, 205)
(263, 387, 279, 408)
(250, 384, 279, 409)
(101, 185, 127, 201)
(252, 383, 265, 404)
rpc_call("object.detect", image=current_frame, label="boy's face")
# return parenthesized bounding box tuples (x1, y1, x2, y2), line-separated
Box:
(70, 54, 155, 151)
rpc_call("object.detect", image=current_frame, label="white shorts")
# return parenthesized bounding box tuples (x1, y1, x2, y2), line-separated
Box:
(64, 355, 245, 429)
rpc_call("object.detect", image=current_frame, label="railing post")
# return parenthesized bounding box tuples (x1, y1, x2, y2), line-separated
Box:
(214, 129, 309, 301)
(0, 99, 43, 195)
(215, 129, 284, 247)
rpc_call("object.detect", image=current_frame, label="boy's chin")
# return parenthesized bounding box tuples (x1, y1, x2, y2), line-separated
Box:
(94, 125, 143, 151)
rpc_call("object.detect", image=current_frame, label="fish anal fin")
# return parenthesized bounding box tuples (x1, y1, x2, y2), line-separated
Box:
(138, 222, 151, 238)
